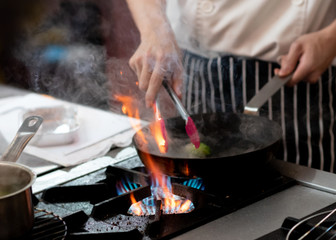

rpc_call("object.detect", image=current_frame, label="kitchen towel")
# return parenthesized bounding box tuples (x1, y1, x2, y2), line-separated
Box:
(0, 93, 147, 166)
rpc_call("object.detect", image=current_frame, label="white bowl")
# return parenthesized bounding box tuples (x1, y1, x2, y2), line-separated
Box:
(21, 105, 79, 147)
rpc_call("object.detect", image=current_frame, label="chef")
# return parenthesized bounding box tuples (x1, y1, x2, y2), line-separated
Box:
(125, 0, 336, 173)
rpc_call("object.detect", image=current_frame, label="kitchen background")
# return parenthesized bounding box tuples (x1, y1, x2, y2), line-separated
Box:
(0, 0, 166, 120)
(3, 1, 336, 239)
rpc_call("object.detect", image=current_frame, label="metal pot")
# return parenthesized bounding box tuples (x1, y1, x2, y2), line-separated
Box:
(0, 162, 36, 239)
(0, 116, 43, 239)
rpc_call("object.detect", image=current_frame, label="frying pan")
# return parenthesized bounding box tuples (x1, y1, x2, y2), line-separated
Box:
(133, 74, 292, 179)
(133, 112, 281, 179)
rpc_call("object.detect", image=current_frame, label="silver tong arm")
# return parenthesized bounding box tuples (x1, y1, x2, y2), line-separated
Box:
(162, 80, 189, 121)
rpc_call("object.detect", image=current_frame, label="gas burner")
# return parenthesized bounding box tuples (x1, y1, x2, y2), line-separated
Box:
(36, 163, 294, 239)
(127, 194, 195, 216)
(115, 171, 197, 216)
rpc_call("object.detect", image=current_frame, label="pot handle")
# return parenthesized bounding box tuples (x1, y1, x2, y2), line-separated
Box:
(1, 116, 43, 162)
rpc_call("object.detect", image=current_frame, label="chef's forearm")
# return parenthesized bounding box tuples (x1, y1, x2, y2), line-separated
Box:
(125, 0, 169, 37)
(322, 19, 336, 57)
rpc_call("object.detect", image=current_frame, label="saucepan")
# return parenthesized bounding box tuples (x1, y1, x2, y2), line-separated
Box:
(133, 74, 292, 179)
(0, 116, 43, 239)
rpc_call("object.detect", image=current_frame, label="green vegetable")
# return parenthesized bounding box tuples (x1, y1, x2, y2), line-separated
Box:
(185, 142, 211, 157)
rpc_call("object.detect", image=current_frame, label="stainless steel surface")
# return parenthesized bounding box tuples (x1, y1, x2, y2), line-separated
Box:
(0, 162, 36, 239)
(244, 74, 292, 115)
(173, 185, 336, 240)
(0, 131, 59, 175)
(0, 112, 41, 239)
(1, 116, 43, 162)
(173, 159, 336, 240)
(272, 159, 336, 194)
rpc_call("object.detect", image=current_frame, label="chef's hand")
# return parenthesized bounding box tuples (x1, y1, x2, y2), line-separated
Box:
(129, 26, 183, 108)
(277, 20, 336, 85)
(126, 0, 183, 108)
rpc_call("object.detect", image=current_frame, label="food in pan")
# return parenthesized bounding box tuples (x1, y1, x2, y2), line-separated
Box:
(184, 142, 211, 158)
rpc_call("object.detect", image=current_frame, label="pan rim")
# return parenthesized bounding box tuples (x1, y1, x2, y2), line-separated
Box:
(133, 112, 282, 160)
(0, 161, 36, 200)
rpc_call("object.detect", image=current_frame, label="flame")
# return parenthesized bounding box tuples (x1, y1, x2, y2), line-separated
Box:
(128, 175, 194, 216)
(185, 163, 190, 176)
(115, 95, 147, 144)
(180, 199, 192, 212)
(129, 193, 142, 216)
(115, 94, 194, 215)
(41, 94, 55, 99)
(152, 104, 168, 153)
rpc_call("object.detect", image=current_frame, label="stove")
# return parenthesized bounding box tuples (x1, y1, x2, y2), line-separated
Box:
(25, 146, 336, 240)
(30, 154, 293, 240)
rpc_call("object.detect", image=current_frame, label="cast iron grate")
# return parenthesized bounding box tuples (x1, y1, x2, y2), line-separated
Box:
(38, 164, 295, 239)
(29, 208, 67, 240)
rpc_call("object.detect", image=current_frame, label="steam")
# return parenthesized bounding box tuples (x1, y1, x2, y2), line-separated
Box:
(1, 0, 149, 120)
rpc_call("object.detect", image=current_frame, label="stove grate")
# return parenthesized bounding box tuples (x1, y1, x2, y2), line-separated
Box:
(29, 208, 67, 240)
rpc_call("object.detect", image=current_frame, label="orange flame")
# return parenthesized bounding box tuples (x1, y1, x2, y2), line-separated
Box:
(41, 94, 55, 99)
(115, 94, 193, 215)
(115, 95, 147, 144)
(152, 104, 168, 153)
(129, 193, 142, 216)
(180, 199, 192, 212)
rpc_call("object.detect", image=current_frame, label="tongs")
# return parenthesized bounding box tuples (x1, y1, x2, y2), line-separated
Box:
(162, 80, 200, 148)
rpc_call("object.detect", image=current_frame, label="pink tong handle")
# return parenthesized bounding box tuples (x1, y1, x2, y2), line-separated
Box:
(162, 80, 200, 148)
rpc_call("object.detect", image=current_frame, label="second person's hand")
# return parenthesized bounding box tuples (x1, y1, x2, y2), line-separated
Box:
(277, 19, 336, 85)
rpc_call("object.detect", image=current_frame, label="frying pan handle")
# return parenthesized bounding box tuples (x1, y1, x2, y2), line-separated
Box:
(1, 116, 43, 162)
(244, 73, 293, 115)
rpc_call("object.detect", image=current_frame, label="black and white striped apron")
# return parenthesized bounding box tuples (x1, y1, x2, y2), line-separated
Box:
(182, 51, 336, 173)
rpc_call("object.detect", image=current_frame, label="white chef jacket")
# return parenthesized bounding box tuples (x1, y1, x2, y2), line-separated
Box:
(166, 0, 336, 63)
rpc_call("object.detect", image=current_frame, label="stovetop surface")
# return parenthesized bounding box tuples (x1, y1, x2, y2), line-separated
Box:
(32, 155, 297, 240)
(174, 184, 336, 240)
(25, 149, 336, 240)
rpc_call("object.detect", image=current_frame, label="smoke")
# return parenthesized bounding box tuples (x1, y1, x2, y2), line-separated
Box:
(1, 0, 179, 123)
(29, 44, 110, 109)
(0, 0, 153, 121)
